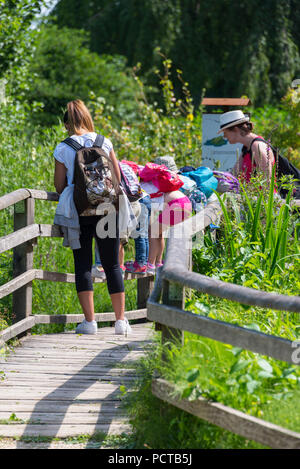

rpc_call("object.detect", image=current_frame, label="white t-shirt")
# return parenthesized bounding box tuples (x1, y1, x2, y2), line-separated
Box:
(54, 132, 113, 185)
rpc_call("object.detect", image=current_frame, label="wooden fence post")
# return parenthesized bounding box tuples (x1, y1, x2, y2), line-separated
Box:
(12, 198, 35, 325)
(161, 279, 184, 350)
(137, 276, 154, 310)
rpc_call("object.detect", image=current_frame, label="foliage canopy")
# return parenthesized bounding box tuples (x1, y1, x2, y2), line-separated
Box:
(52, 0, 300, 106)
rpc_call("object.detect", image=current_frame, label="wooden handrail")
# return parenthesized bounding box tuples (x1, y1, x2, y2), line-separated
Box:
(147, 299, 296, 363)
(0, 189, 31, 211)
(0, 224, 40, 254)
(0, 188, 59, 212)
(147, 193, 300, 449)
(162, 268, 300, 313)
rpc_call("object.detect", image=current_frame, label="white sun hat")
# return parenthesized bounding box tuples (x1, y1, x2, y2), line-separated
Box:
(217, 110, 250, 134)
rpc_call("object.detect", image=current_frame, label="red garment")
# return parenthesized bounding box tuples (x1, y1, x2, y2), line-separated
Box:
(139, 163, 183, 193)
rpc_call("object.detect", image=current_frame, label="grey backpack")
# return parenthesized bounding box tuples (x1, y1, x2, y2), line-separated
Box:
(63, 134, 121, 215)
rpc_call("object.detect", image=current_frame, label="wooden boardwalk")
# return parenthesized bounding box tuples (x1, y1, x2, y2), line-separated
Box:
(0, 322, 153, 439)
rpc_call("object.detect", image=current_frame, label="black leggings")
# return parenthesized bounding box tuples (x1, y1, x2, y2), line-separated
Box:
(73, 216, 124, 294)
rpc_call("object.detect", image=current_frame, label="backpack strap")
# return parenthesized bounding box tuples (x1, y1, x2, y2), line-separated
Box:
(250, 137, 268, 151)
(62, 137, 83, 152)
(93, 134, 105, 148)
(249, 137, 278, 163)
(63, 135, 104, 151)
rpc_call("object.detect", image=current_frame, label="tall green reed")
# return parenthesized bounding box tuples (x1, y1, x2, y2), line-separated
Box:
(215, 166, 296, 280)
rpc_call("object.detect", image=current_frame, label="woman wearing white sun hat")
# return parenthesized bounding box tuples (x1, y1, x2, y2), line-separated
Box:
(218, 110, 275, 183)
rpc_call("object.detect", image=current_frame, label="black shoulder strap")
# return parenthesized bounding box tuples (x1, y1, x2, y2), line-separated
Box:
(62, 137, 83, 152)
(249, 137, 279, 162)
(250, 137, 268, 151)
(63, 134, 104, 151)
(93, 134, 105, 148)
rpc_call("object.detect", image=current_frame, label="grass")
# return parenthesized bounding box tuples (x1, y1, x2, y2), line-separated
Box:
(123, 338, 266, 449)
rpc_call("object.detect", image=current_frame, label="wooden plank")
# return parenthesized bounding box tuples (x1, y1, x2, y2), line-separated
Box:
(0, 317, 36, 344)
(0, 383, 127, 396)
(0, 423, 131, 437)
(34, 268, 153, 283)
(0, 224, 40, 254)
(147, 300, 297, 364)
(17, 333, 151, 346)
(152, 378, 300, 449)
(0, 356, 141, 366)
(26, 189, 59, 202)
(0, 350, 145, 360)
(12, 342, 147, 353)
(39, 223, 62, 238)
(15, 341, 147, 351)
(1, 375, 137, 386)
(201, 98, 251, 106)
(0, 401, 123, 412)
(0, 367, 140, 378)
(1, 371, 138, 381)
(19, 326, 152, 338)
(292, 199, 300, 208)
(34, 308, 148, 323)
(0, 365, 137, 375)
(0, 269, 36, 300)
(0, 189, 30, 211)
(0, 412, 127, 423)
(1, 357, 145, 369)
(35, 269, 78, 284)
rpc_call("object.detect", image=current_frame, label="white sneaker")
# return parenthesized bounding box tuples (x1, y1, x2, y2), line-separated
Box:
(91, 265, 106, 279)
(76, 319, 98, 334)
(115, 318, 132, 336)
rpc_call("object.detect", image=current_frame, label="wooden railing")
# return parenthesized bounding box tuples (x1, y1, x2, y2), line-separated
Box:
(0, 188, 154, 345)
(147, 199, 300, 449)
(1, 187, 300, 448)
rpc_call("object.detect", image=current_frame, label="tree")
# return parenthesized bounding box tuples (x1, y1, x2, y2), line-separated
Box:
(51, 0, 300, 106)
(25, 24, 142, 126)
(0, 0, 42, 78)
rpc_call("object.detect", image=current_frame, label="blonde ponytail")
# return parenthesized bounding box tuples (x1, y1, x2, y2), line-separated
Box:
(64, 100, 94, 135)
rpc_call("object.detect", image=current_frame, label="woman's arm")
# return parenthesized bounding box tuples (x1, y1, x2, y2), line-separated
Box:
(109, 148, 121, 183)
(54, 160, 67, 194)
(252, 141, 274, 181)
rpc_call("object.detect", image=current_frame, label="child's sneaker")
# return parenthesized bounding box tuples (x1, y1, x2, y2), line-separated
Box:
(156, 261, 164, 268)
(125, 261, 147, 275)
(91, 265, 106, 279)
(76, 319, 98, 335)
(120, 264, 126, 276)
(146, 262, 156, 275)
(115, 317, 132, 336)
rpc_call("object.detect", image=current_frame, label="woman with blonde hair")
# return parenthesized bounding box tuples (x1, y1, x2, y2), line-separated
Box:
(53, 99, 131, 335)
